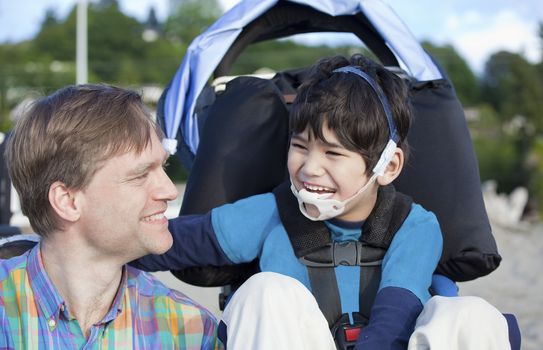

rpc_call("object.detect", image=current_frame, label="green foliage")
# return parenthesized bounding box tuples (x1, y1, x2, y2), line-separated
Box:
(164, 0, 221, 45)
(1, 3, 543, 214)
(422, 42, 479, 106)
(481, 51, 543, 130)
(231, 40, 369, 75)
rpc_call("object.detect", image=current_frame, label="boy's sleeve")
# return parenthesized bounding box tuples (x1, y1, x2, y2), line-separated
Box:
(355, 203, 443, 349)
(130, 213, 234, 271)
(379, 203, 443, 304)
(355, 287, 422, 350)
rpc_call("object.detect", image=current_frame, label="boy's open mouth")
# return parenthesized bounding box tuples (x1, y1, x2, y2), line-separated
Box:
(303, 182, 336, 195)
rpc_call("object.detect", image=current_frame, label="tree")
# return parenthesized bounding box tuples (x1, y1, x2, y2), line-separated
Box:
(423, 42, 479, 106)
(164, 0, 222, 45)
(481, 51, 543, 130)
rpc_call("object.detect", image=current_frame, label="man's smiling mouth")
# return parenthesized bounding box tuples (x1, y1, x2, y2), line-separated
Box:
(141, 213, 166, 222)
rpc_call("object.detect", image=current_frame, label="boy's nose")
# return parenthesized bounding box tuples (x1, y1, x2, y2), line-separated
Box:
(301, 153, 325, 177)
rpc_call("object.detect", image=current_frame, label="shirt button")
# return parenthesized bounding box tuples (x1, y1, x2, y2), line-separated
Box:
(48, 318, 56, 328)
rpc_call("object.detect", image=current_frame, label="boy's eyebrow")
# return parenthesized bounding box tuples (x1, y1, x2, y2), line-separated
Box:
(321, 140, 345, 149)
(290, 134, 307, 142)
(291, 133, 345, 149)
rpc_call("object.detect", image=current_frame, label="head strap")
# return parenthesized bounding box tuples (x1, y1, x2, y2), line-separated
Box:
(332, 66, 399, 143)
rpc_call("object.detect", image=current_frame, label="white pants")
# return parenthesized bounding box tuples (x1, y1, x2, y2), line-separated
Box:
(221, 272, 511, 350)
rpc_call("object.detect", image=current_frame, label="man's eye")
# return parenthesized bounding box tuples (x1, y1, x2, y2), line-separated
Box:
(134, 173, 149, 181)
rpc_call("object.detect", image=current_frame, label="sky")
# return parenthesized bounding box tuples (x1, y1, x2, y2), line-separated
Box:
(0, 0, 541, 74)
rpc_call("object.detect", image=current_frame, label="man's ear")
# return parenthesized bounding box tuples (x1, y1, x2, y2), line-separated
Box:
(377, 148, 404, 186)
(48, 181, 81, 223)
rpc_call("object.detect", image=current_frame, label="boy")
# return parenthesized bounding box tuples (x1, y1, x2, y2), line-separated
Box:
(134, 55, 442, 349)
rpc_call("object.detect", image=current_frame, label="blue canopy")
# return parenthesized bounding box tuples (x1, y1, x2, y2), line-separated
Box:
(161, 0, 443, 155)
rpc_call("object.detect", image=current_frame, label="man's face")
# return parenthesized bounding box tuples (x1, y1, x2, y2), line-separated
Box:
(76, 131, 178, 262)
(287, 124, 378, 221)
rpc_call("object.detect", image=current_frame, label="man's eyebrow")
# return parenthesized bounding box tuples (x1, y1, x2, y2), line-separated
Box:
(125, 153, 168, 178)
(125, 162, 154, 177)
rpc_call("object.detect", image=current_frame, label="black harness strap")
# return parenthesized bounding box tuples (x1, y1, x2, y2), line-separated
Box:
(273, 181, 341, 326)
(273, 181, 413, 329)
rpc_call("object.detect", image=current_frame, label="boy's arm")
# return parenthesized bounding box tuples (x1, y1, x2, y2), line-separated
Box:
(356, 203, 443, 349)
(130, 213, 234, 271)
(355, 287, 422, 350)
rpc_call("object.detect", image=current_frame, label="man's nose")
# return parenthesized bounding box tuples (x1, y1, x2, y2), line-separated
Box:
(155, 168, 179, 201)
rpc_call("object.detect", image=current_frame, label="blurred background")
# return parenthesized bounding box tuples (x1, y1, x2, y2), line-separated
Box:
(1, 0, 543, 348)
(0, 0, 542, 219)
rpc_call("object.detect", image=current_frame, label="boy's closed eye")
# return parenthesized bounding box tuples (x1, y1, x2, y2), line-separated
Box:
(325, 150, 344, 156)
(291, 142, 307, 150)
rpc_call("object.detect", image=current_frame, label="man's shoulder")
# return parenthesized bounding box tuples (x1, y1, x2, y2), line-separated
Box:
(125, 266, 218, 321)
(0, 252, 29, 283)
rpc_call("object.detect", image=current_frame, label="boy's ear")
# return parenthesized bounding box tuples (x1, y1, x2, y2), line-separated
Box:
(376, 148, 404, 186)
(48, 181, 81, 223)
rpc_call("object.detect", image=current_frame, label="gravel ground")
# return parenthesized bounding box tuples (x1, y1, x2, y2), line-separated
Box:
(459, 222, 543, 350)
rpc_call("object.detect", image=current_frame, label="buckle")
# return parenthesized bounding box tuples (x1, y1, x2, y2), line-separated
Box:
(344, 325, 362, 342)
(331, 314, 365, 350)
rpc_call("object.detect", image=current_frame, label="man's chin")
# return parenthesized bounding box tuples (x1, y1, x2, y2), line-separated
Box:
(144, 231, 173, 256)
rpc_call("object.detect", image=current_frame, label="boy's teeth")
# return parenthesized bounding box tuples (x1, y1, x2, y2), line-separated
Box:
(305, 184, 333, 192)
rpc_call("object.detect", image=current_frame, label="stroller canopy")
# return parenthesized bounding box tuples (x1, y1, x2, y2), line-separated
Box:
(161, 0, 443, 156)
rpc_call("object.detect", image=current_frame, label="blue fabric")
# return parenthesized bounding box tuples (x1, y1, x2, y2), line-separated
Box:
(355, 287, 422, 350)
(131, 213, 233, 271)
(503, 314, 521, 350)
(212, 193, 442, 312)
(430, 274, 458, 297)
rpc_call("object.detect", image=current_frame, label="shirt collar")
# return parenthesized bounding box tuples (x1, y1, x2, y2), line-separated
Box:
(100, 266, 128, 324)
(26, 243, 129, 326)
(26, 243, 65, 323)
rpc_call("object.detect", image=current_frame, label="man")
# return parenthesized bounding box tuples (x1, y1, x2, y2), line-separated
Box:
(0, 84, 221, 349)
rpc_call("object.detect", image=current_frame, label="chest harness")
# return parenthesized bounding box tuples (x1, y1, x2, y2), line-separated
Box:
(273, 181, 412, 350)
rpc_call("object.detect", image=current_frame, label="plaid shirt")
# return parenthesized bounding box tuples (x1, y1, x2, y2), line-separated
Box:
(0, 244, 223, 349)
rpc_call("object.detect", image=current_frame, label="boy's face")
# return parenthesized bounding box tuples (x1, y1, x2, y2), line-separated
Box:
(288, 124, 379, 222)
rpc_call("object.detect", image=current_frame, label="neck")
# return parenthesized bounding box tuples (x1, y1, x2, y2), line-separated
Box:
(40, 233, 124, 338)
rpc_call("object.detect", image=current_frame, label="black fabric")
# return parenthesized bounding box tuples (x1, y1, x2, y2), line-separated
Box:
(180, 77, 289, 215)
(395, 79, 501, 281)
(361, 185, 412, 248)
(0, 132, 12, 225)
(358, 265, 381, 321)
(307, 266, 343, 327)
(272, 181, 330, 258)
(169, 77, 290, 288)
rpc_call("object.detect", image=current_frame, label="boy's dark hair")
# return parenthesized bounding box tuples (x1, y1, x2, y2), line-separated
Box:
(290, 55, 412, 173)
